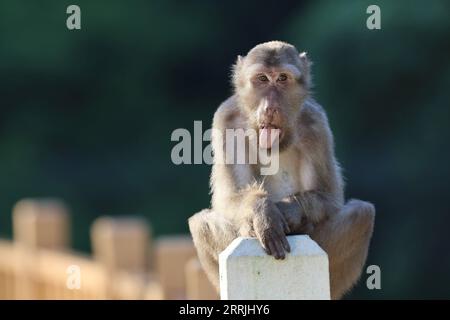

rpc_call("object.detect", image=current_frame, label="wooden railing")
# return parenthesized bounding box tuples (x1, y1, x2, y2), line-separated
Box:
(0, 198, 218, 300)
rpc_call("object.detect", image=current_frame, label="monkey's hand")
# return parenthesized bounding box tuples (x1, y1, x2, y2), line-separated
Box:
(276, 195, 314, 234)
(252, 201, 291, 259)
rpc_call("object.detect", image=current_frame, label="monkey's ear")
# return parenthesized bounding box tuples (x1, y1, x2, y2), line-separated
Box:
(231, 55, 244, 89)
(299, 52, 311, 65)
(299, 52, 312, 88)
(233, 55, 244, 75)
(236, 55, 244, 66)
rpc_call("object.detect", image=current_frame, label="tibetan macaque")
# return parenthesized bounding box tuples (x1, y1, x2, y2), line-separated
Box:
(188, 41, 375, 300)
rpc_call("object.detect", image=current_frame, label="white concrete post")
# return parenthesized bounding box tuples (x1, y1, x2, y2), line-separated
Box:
(219, 235, 330, 300)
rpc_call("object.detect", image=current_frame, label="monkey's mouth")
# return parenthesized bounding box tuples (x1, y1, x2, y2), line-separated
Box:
(258, 124, 283, 149)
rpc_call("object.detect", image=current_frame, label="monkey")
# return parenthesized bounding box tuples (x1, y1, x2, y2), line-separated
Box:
(188, 41, 375, 300)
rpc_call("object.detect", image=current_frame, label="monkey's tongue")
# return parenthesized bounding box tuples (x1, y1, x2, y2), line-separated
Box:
(259, 128, 280, 149)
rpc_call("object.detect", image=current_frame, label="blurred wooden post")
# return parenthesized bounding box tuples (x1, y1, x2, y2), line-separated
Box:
(185, 257, 219, 300)
(0, 241, 19, 299)
(143, 281, 164, 300)
(90, 216, 154, 299)
(12, 198, 70, 299)
(13, 198, 70, 249)
(155, 235, 196, 299)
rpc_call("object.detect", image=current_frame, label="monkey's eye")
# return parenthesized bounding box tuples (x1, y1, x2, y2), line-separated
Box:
(257, 75, 269, 82)
(277, 74, 288, 82)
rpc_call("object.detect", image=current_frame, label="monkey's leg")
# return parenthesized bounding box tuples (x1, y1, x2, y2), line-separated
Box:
(310, 199, 375, 300)
(188, 209, 238, 291)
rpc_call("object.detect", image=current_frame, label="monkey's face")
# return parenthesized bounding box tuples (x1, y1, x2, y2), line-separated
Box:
(240, 63, 307, 150)
(233, 42, 311, 150)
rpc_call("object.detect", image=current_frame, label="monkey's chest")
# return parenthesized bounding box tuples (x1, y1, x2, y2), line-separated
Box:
(263, 152, 316, 202)
(264, 168, 298, 202)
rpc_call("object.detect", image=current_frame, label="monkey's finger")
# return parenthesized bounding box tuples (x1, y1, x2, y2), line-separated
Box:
(271, 228, 289, 255)
(265, 240, 277, 257)
(274, 224, 289, 245)
(267, 233, 284, 260)
(258, 235, 271, 254)
(280, 234, 290, 253)
(278, 215, 290, 234)
(281, 218, 290, 234)
(272, 239, 286, 260)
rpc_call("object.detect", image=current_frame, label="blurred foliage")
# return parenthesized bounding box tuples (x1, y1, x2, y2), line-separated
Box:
(0, 0, 449, 298)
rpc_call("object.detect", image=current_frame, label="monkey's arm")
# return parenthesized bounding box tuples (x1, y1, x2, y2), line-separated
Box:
(275, 191, 340, 234)
(275, 195, 312, 234)
(209, 98, 265, 225)
(276, 178, 342, 234)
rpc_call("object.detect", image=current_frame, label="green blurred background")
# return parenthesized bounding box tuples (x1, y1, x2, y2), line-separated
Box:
(1, 0, 449, 299)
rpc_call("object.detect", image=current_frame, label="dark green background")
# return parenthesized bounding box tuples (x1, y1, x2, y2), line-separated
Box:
(1, 0, 449, 299)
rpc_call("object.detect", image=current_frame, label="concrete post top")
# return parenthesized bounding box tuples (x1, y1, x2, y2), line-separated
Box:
(219, 235, 327, 260)
(219, 235, 331, 300)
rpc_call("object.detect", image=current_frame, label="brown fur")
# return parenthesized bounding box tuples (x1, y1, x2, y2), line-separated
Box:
(189, 41, 375, 299)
